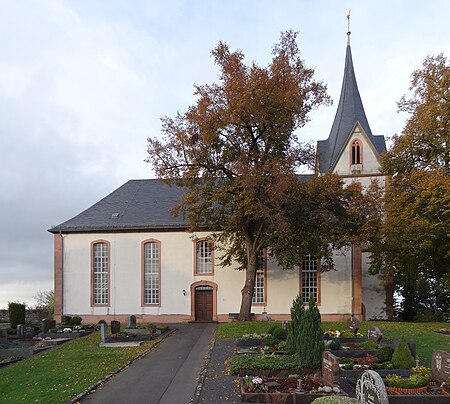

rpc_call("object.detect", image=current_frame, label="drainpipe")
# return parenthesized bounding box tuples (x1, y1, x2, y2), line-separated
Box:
(59, 231, 65, 319)
(351, 244, 354, 319)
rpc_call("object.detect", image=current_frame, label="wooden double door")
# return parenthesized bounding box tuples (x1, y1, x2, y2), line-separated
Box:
(194, 285, 213, 322)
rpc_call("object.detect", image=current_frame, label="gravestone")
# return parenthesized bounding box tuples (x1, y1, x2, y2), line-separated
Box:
(0, 328, 7, 343)
(322, 351, 340, 385)
(347, 317, 360, 334)
(432, 350, 450, 382)
(100, 322, 108, 343)
(41, 319, 56, 334)
(17, 324, 34, 340)
(110, 320, 120, 334)
(367, 325, 383, 343)
(356, 370, 389, 404)
(281, 320, 289, 332)
(127, 315, 137, 329)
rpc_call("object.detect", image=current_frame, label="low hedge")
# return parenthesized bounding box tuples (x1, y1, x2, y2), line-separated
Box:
(226, 354, 299, 375)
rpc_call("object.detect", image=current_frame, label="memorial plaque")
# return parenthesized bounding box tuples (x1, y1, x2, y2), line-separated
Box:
(356, 370, 388, 404)
(367, 325, 383, 343)
(432, 350, 450, 382)
(322, 351, 340, 385)
(127, 315, 137, 329)
(347, 317, 360, 334)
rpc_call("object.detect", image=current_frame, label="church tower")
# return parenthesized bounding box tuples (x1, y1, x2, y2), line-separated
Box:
(316, 25, 390, 320)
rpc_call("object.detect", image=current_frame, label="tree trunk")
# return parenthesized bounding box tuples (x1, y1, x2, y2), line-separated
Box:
(238, 243, 257, 321)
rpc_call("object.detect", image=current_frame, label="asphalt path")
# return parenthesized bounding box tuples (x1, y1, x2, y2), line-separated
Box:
(81, 323, 216, 404)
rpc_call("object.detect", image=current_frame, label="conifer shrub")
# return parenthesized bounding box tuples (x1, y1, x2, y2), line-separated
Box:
(286, 294, 304, 354)
(391, 336, 415, 369)
(298, 295, 324, 369)
(8, 302, 25, 329)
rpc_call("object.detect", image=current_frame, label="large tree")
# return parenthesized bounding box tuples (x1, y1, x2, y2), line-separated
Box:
(380, 54, 450, 320)
(147, 32, 376, 320)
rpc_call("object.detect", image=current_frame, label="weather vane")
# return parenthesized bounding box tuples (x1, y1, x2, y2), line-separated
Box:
(346, 10, 351, 44)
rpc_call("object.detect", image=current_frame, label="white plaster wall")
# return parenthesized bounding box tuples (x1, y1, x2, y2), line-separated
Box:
(320, 249, 353, 314)
(362, 252, 387, 319)
(62, 231, 357, 317)
(333, 126, 382, 176)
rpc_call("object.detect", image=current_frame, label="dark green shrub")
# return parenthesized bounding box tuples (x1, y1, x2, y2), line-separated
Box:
(226, 354, 299, 375)
(286, 294, 304, 354)
(70, 316, 82, 326)
(8, 302, 25, 329)
(330, 338, 342, 350)
(297, 295, 324, 369)
(376, 346, 394, 363)
(391, 336, 415, 369)
(361, 340, 378, 350)
(267, 326, 287, 344)
(98, 319, 106, 324)
(61, 315, 72, 325)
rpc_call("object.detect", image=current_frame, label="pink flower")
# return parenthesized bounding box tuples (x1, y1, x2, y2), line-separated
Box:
(252, 377, 263, 385)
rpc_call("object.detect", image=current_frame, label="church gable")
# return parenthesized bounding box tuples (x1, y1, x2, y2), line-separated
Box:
(331, 121, 383, 176)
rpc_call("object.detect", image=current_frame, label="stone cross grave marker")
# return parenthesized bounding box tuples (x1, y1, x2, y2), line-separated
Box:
(367, 325, 383, 343)
(100, 322, 108, 343)
(127, 315, 137, 329)
(110, 320, 120, 334)
(356, 370, 389, 404)
(322, 351, 340, 385)
(432, 350, 450, 382)
(347, 317, 360, 334)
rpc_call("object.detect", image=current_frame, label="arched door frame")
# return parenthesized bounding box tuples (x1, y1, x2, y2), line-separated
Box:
(190, 280, 218, 322)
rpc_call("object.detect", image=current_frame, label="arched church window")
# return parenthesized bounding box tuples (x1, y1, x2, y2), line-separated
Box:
(351, 140, 362, 165)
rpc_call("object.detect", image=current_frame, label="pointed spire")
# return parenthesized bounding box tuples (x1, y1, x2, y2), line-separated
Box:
(316, 30, 386, 173)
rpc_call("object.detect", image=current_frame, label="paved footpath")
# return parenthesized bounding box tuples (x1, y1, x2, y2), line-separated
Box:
(81, 323, 216, 404)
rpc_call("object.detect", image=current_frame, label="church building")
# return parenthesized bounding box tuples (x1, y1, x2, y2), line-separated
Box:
(49, 36, 389, 324)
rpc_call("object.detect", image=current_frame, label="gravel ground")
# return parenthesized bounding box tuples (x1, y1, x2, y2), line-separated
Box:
(195, 338, 240, 403)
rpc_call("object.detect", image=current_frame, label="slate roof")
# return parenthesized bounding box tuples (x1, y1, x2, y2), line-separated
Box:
(317, 43, 386, 173)
(49, 175, 315, 234)
(48, 179, 190, 233)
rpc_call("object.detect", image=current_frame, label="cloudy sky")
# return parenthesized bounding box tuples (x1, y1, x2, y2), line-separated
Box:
(1, 0, 449, 309)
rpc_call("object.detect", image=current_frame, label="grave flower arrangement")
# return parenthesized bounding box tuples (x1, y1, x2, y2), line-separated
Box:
(441, 376, 450, 395)
(242, 376, 268, 392)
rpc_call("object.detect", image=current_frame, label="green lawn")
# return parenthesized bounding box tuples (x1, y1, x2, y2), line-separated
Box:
(217, 321, 449, 366)
(0, 332, 153, 403)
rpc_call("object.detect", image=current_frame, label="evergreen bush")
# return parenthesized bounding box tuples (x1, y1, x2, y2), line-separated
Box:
(297, 295, 324, 368)
(70, 316, 82, 326)
(376, 346, 394, 363)
(286, 294, 304, 354)
(8, 302, 25, 329)
(391, 336, 415, 369)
